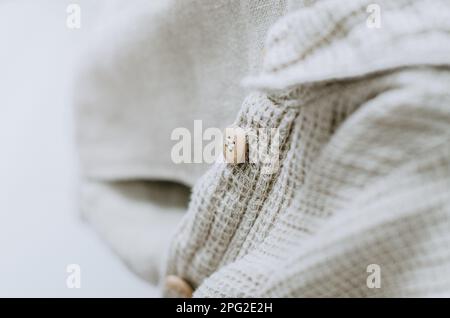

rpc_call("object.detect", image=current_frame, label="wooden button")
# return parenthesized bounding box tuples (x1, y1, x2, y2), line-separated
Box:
(165, 275, 193, 298)
(223, 126, 247, 164)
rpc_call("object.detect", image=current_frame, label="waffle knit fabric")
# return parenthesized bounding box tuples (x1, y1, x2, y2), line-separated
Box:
(163, 0, 450, 297)
(74, 0, 290, 283)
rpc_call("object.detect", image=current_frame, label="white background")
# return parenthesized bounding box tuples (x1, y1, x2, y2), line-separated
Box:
(0, 0, 158, 297)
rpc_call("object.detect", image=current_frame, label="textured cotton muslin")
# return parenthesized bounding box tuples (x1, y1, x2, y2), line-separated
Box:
(163, 0, 450, 297)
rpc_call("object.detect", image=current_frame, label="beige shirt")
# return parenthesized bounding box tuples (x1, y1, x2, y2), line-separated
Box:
(164, 0, 450, 297)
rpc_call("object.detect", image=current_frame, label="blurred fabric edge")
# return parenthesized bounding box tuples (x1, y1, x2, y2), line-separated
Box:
(73, 0, 291, 285)
(0, 0, 161, 297)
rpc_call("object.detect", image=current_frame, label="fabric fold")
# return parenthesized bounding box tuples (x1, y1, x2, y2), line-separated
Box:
(244, 0, 450, 90)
